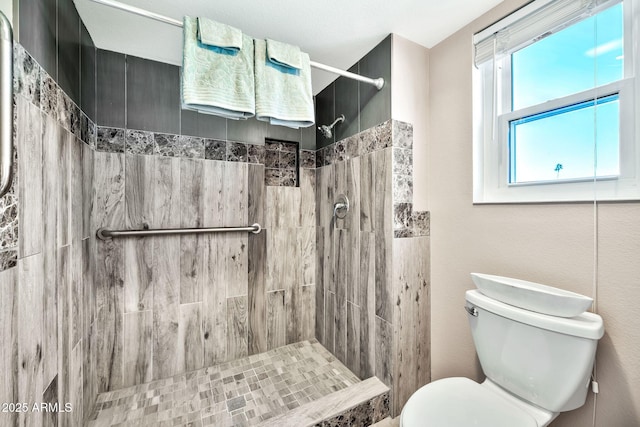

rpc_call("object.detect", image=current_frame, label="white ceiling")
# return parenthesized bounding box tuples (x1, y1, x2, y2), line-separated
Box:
(74, 0, 503, 94)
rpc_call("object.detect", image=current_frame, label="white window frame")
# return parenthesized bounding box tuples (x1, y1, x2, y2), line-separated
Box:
(473, 0, 640, 203)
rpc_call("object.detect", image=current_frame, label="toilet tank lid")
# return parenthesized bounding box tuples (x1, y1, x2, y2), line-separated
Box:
(466, 290, 604, 340)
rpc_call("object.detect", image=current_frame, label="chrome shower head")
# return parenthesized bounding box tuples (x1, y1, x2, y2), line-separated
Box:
(319, 124, 333, 138)
(318, 114, 345, 139)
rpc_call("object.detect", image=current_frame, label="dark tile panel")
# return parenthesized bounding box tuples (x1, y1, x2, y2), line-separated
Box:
(96, 49, 126, 127)
(19, 0, 57, 79)
(301, 124, 316, 150)
(57, 0, 81, 105)
(359, 35, 392, 131)
(80, 22, 96, 121)
(227, 117, 266, 145)
(315, 83, 335, 148)
(335, 64, 359, 141)
(180, 109, 226, 140)
(266, 123, 301, 143)
(126, 56, 180, 133)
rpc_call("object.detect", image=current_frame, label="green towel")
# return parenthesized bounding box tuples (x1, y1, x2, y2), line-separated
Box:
(182, 16, 255, 119)
(255, 39, 314, 129)
(197, 17, 242, 54)
(266, 39, 302, 70)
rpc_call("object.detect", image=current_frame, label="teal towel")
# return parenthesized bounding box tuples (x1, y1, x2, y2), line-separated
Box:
(266, 39, 302, 70)
(197, 17, 242, 55)
(182, 16, 255, 120)
(255, 39, 314, 129)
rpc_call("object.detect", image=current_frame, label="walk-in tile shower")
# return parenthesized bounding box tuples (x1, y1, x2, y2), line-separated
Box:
(0, 1, 430, 425)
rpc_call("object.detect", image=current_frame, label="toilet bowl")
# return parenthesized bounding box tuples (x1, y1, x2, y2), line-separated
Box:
(400, 378, 554, 427)
(400, 275, 604, 427)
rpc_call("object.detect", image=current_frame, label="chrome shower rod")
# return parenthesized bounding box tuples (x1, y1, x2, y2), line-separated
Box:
(89, 0, 385, 90)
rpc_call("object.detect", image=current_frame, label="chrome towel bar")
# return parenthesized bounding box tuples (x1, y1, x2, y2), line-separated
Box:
(97, 223, 262, 240)
(0, 12, 13, 198)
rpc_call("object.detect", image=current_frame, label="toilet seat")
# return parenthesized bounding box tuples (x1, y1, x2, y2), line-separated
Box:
(400, 377, 538, 427)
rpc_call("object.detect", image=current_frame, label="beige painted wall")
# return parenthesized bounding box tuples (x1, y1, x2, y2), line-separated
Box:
(427, 0, 640, 425)
(391, 34, 430, 211)
(0, 0, 12, 25)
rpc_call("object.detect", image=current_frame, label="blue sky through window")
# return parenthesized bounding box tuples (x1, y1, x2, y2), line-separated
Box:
(509, 3, 623, 183)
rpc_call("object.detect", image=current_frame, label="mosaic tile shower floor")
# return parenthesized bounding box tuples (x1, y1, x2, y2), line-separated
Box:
(88, 340, 361, 427)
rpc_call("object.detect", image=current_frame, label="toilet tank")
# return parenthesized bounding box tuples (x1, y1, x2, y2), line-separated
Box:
(465, 290, 604, 413)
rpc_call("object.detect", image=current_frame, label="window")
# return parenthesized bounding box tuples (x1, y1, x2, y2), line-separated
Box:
(473, 0, 640, 203)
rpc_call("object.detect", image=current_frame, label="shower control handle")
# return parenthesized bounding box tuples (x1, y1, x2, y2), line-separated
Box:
(333, 194, 349, 219)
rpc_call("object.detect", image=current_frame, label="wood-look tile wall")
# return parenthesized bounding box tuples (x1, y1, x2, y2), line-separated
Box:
(92, 151, 316, 392)
(0, 44, 98, 426)
(315, 120, 431, 417)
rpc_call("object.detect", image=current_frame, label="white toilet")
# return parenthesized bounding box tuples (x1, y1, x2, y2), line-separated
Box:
(400, 273, 605, 427)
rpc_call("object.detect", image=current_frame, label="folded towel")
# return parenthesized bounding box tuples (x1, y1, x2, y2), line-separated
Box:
(254, 39, 314, 129)
(182, 16, 255, 120)
(266, 39, 302, 71)
(197, 17, 242, 55)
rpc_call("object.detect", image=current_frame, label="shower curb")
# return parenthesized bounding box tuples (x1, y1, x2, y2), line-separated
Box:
(259, 376, 390, 427)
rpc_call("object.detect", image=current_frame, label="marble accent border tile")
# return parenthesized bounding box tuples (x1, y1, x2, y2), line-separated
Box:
(334, 134, 360, 162)
(392, 174, 412, 204)
(0, 190, 17, 250)
(154, 132, 179, 156)
(0, 249, 17, 270)
(316, 119, 415, 170)
(125, 129, 155, 155)
(393, 203, 430, 239)
(204, 138, 227, 161)
(97, 127, 125, 153)
(280, 151, 296, 170)
(94, 126, 301, 186)
(227, 141, 248, 162)
(264, 139, 299, 186)
(316, 120, 395, 168)
(40, 73, 59, 119)
(13, 43, 41, 107)
(392, 120, 413, 149)
(247, 143, 266, 164)
(266, 140, 297, 153)
(262, 377, 389, 427)
(393, 203, 413, 234)
(412, 210, 430, 237)
(13, 42, 97, 148)
(178, 135, 205, 158)
(360, 121, 392, 155)
(300, 150, 316, 169)
(392, 148, 412, 176)
(316, 392, 390, 427)
(0, 105, 18, 262)
(58, 89, 81, 138)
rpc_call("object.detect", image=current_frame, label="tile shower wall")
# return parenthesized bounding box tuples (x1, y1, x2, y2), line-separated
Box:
(315, 35, 392, 148)
(315, 119, 430, 417)
(0, 1, 99, 426)
(92, 128, 317, 392)
(0, 41, 98, 427)
(91, 49, 319, 392)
